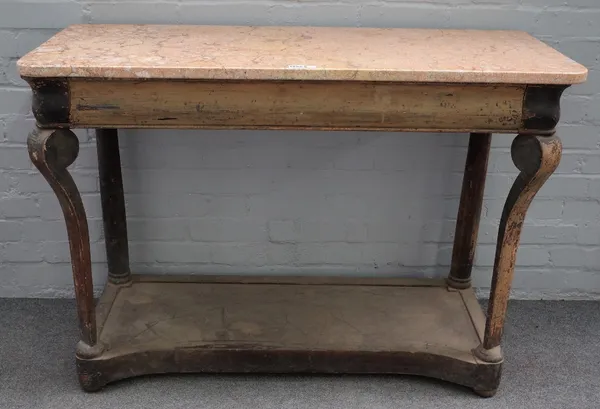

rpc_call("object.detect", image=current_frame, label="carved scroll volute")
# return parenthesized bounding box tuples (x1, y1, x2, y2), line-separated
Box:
(28, 128, 100, 354)
(477, 134, 562, 362)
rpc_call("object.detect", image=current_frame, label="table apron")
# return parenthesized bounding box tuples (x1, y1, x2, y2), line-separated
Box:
(25, 78, 565, 134)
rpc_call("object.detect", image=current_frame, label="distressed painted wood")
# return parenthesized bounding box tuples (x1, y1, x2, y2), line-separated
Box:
(76, 275, 501, 394)
(447, 133, 492, 289)
(67, 80, 527, 132)
(131, 274, 447, 286)
(24, 78, 572, 134)
(96, 129, 131, 285)
(27, 127, 101, 357)
(476, 134, 562, 362)
(20, 24, 585, 398)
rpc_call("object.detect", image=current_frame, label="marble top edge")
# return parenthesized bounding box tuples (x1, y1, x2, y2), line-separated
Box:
(16, 67, 588, 85)
(17, 24, 588, 85)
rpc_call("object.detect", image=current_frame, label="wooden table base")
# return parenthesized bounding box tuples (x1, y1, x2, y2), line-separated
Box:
(19, 24, 586, 397)
(77, 275, 501, 396)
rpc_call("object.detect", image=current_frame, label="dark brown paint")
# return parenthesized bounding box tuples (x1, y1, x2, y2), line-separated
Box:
(448, 133, 492, 288)
(96, 129, 131, 285)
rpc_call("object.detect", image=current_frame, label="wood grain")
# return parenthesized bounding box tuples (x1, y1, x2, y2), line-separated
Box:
(69, 80, 525, 132)
(482, 134, 562, 352)
(27, 127, 99, 353)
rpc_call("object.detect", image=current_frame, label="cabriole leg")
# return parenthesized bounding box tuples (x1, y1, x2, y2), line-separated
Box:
(475, 134, 562, 362)
(27, 127, 103, 359)
(96, 129, 131, 285)
(448, 132, 492, 289)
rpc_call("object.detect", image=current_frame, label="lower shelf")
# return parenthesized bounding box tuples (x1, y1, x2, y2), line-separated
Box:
(78, 275, 502, 396)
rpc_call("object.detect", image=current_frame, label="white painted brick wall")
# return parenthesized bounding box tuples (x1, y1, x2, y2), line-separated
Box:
(0, 0, 599, 299)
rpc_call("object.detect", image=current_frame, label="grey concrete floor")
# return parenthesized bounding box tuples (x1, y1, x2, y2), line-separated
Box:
(1, 299, 599, 408)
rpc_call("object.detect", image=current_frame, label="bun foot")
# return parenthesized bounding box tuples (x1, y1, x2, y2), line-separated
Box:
(77, 361, 107, 392)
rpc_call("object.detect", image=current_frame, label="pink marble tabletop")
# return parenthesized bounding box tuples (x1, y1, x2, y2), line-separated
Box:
(17, 24, 587, 84)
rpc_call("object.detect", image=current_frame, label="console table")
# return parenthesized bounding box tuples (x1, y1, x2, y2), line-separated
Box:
(17, 24, 587, 397)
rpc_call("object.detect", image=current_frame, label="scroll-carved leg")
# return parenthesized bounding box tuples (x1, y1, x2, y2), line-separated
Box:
(96, 129, 131, 285)
(475, 134, 562, 363)
(448, 133, 492, 289)
(27, 127, 103, 360)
